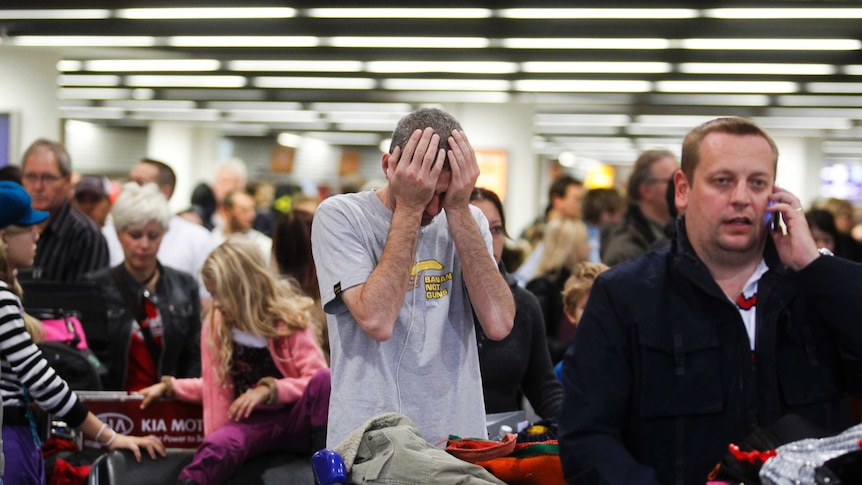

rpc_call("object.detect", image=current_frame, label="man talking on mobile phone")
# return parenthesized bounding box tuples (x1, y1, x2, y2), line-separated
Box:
(559, 117, 862, 485)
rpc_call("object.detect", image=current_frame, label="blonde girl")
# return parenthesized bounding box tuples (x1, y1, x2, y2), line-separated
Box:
(140, 239, 330, 485)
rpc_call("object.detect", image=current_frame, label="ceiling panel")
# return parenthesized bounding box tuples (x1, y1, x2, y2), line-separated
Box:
(0, 1, 860, 165)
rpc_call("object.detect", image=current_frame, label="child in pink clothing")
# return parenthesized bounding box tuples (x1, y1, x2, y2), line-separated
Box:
(140, 239, 330, 485)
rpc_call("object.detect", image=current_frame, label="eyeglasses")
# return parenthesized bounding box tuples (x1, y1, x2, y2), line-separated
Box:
(23, 173, 64, 185)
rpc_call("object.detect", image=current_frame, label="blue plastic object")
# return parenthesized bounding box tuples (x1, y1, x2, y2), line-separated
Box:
(311, 449, 348, 485)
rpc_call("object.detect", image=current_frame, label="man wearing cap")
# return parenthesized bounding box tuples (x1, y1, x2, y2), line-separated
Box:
(71, 174, 113, 228)
(19, 139, 109, 282)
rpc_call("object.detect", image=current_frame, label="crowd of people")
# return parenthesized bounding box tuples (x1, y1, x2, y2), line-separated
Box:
(2, 109, 862, 485)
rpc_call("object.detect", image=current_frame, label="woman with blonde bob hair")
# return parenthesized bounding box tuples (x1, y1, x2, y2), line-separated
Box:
(139, 239, 330, 485)
(526, 218, 591, 362)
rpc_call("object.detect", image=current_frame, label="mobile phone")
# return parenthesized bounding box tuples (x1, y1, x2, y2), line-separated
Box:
(765, 201, 785, 233)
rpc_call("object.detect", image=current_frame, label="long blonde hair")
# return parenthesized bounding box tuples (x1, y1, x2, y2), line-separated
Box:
(534, 218, 590, 278)
(201, 239, 312, 382)
(0, 225, 43, 342)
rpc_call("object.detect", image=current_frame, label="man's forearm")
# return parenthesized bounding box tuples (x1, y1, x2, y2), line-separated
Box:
(447, 206, 514, 340)
(344, 207, 421, 341)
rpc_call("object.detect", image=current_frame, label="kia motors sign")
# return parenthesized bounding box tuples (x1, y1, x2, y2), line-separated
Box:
(77, 391, 204, 449)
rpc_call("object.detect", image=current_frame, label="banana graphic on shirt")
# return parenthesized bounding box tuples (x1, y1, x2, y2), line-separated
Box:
(411, 260, 443, 276)
(408, 260, 444, 289)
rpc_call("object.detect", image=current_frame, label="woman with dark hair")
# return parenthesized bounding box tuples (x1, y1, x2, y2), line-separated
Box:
(190, 182, 217, 231)
(271, 209, 328, 363)
(806, 209, 839, 256)
(469, 187, 562, 419)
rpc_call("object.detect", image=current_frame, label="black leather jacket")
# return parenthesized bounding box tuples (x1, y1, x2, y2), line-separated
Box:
(560, 216, 862, 485)
(87, 263, 201, 390)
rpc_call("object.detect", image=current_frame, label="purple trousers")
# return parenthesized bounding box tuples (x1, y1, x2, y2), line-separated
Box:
(2, 425, 44, 485)
(179, 368, 330, 485)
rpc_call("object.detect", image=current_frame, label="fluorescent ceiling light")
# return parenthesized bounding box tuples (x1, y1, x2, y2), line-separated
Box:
(85, 59, 220, 72)
(325, 111, 405, 122)
(679, 63, 835, 75)
(535, 126, 621, 135)
(844, 66, 862, 75)
(168, 36, 319, 48)
(116, 8, 295, 19)
(57, 60, 82, 72)
(382, 79, 510, 91)
(225, 110, 319, 123)
(328, 37, 489, 48)
(306, 132, 381, 146)
(104, 100, 196, 110)
(387, 91, 511, 103)
(367, 61, 517, 74)
(307, 8, 491, 18)
(502, 38, 669, 49)
(253, 77, 375, 90)
(764, 107, 862, 118)
(807, 83, 862, 94)
(679, 39, 861, 51)
(310, 102, 413, 113)
(130, 109, 221, 122)
(126, 75, 247, 88)
(656, 80, 798, 93)
(522, 62, 670, 73)
(0, 9, 109, 19)
(59, 75, 121, 87)
(514, 80, 652, 92)
(228, 60, 363, 72)
(705, 8, 862, 19)
(206, 102, 303, 111)
(59, 88, 133, 99)
(534, 114, 630, 126)
(752, 116, 852, 130)
(636, 115, 724, 127)
(13, 36, 156, 47)
(60, 107, 125, 119)
(648, 94, 769, 106)
(499, 8, 697, 19)
(335, 121, 403, 132)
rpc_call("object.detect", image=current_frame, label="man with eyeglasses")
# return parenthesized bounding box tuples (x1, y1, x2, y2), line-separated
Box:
(601, 149, 679, 266)
(20, 138, 109, 282)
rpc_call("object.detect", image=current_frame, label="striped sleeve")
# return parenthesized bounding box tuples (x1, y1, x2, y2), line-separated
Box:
(0, 286, 88, 426)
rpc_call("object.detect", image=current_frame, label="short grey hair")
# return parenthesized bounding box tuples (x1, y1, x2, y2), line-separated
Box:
(388, 108, 462, 155)
(112, 182, 172, 232)
(22, 139, 72, 176)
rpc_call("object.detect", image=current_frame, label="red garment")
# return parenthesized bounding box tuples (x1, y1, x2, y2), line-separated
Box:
(125, 298, 164, 392)
(47, 458, 91, 485)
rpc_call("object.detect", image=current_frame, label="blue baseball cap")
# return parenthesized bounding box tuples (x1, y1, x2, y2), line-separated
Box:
(0, 180, 49, 229)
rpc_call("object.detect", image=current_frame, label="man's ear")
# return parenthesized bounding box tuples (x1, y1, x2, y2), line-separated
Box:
(674, 169, 689, 212)
(382, 152, 393, 178)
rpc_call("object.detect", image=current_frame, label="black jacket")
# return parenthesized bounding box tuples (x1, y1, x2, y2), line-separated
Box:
(478, 267, 563, 419)
(601, 204, 667, 266)
(559, 216, 862, 485)
(87, 263, 202, 390)
(525, 267, 571, 363)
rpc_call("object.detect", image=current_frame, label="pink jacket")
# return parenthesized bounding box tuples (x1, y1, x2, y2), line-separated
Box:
(171, 312, 328, 436)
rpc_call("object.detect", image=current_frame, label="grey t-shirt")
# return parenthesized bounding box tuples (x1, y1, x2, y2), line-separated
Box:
(312, 189, 492, 448)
